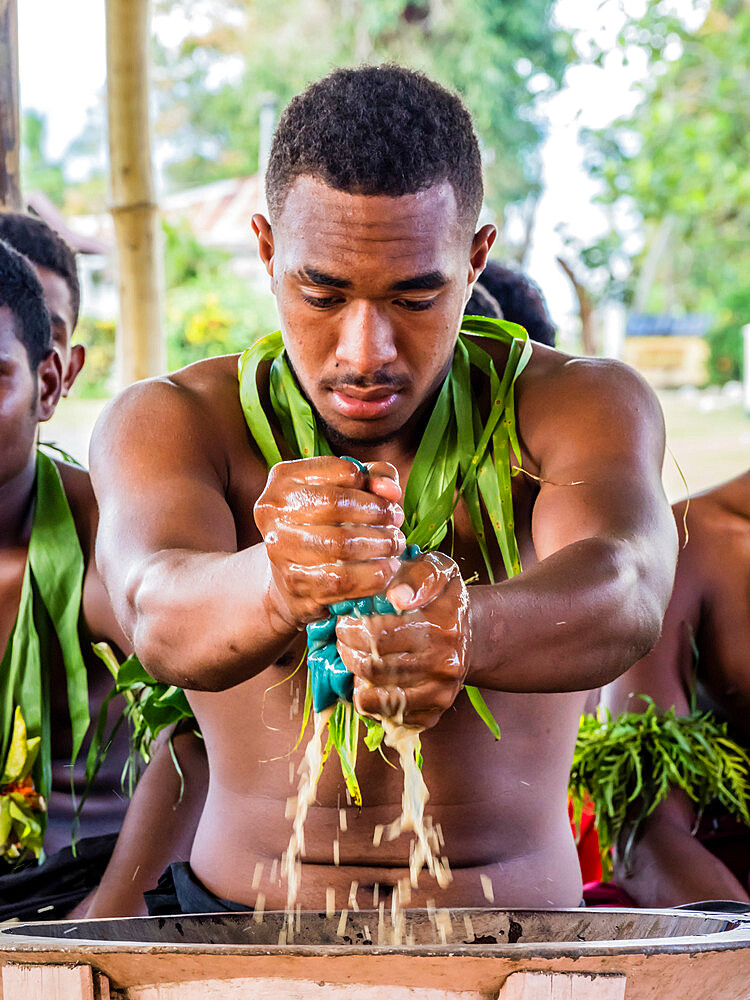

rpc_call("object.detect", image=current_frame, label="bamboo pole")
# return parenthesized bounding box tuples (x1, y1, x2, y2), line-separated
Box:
(105, 0, 165, 387)
(0, 0, 22, 210)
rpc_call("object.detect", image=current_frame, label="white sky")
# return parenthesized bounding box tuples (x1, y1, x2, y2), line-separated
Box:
(17, 0, 706, 326)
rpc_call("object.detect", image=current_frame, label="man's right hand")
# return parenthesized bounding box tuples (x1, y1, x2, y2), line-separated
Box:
(254, 457, 405, 628)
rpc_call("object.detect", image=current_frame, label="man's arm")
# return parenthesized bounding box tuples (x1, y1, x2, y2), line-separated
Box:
(601, 513, 750, 905)
(90, 374, 404, 690)
(467, 359, 678, 691)
(338, 359, 677, 725)
(82, 726, 209, 917)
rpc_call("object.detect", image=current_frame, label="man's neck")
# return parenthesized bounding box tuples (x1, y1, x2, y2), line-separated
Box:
(0, 451, 36, 549)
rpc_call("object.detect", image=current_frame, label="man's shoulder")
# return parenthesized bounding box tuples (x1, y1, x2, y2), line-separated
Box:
(508, 345, 664, 462)
(96, 354, 245, 445)
(91, 353, 268, 487)
(677, 471, 750, 575)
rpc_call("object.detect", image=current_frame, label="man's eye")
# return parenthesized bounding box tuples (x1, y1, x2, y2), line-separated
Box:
(395, 299, 434, 312)
(301, 295, 341, 309)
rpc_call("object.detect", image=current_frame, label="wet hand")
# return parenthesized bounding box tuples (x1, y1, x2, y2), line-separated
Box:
(336, 552, 470, 730)
(254, 456, 405, 628)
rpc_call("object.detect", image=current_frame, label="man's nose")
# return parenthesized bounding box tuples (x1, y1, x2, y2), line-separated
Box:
(335, 301, 398, 374)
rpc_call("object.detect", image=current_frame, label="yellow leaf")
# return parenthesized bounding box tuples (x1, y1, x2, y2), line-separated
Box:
(1, 708, 29, 784)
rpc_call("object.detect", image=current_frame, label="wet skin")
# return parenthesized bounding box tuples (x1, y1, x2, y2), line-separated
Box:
(91, 177, 677, 909)
(603, 470, 750, 906)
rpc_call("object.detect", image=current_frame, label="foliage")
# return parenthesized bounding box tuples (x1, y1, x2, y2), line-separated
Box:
(152, 0, 570, 234)
(570, 699, 750, 879)
(85, 644, 196, 800)
(71, 221, 278, 394)
(581, 0, 750, 381)
(705, 284, 748, 384)
(0, 708, 45, 867)
(163, 220, 277, 368)
(20, 111, 66, 206)
(71, 318, 116, 398)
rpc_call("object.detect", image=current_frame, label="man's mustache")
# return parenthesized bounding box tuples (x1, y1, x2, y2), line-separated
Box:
(322, 372, 410, 391)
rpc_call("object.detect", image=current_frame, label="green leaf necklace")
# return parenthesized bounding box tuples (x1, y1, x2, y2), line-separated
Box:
(238, 317, 531, 782)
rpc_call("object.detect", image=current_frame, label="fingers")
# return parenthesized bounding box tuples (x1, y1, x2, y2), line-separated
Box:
(353, 678, 460, 731)
(364, 461, 402, 502)
(257, 484, 404, 529)
(269, 522, 405, 566)
(283, 557, 403, 603)
(336, 613, 444, 653)
(386, 551, 458, 611)
(341, 640, 465, 688)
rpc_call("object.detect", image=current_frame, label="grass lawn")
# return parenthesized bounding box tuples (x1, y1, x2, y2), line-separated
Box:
(44, 387, 749, 504)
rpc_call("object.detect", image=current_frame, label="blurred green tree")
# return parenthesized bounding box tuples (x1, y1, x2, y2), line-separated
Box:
(580, 0, 749, 381)
(152, 0, 570, 256)
(20, 111, 66, 206)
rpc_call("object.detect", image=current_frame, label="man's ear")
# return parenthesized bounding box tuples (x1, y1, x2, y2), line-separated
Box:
(467, 225, 497, 289)
(36, 349, 63, 422)
(61, 343, 86, 397)
(252, 214, 275, 278)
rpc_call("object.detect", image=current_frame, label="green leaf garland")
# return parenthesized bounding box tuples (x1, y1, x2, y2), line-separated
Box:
(238, 317, 531, 779)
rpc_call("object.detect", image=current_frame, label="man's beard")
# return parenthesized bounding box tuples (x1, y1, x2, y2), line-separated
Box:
(285, 356, 413, 450)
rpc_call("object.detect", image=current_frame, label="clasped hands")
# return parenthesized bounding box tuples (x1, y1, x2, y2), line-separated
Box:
(254, 457, 469, 729)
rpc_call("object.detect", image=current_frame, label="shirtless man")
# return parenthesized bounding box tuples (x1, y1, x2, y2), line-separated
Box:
(0, 212, 131, 858)
(603, 470, 750, 906)
(91, 66, 677, 913)
(0, 228, 202, 919)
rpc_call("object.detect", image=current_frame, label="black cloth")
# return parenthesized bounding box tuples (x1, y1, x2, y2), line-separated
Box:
(144, 862, 253, 915)
(0, 833, 117, 921)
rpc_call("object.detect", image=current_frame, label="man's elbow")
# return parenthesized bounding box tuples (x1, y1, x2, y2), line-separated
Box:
(606, 531, 677, 680)
(125, 561, 229, 692)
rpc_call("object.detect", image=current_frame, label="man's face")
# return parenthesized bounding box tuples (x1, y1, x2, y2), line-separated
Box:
(33, 264, 84, 397)
(254, 177, 494, 447)
(0, 306, 61, 489)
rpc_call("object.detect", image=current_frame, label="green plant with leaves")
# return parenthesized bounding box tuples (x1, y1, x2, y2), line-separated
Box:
(580, 0, 750, 382)
(0, 708, 45, 866)
(84, 644, 197, 802)
(570, 699, 750, 879)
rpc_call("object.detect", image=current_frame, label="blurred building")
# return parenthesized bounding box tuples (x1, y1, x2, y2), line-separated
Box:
(624, 314, 712, 388)
(28, 174, 268, 322)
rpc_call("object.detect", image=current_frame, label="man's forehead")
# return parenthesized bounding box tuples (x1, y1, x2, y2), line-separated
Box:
(275, 176, 466, 251)
(31, 264, 73, 337)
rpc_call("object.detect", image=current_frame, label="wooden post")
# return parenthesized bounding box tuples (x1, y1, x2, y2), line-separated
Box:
(105, 0, 166, 388)
(0, 0, 22, 210)
(2, 963, 99, 1000)
(498, 971, 626, 1000)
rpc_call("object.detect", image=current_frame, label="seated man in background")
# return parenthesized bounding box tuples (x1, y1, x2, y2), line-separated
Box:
(0, 229, 203, 920)
(91, 65, 677, 916)
(0, 212, 131, 860)
(600, 470, 750, 906)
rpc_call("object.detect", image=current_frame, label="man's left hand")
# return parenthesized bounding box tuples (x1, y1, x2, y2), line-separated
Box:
(335, 552, 470, 730)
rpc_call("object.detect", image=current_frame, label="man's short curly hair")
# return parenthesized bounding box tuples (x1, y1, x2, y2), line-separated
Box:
(0, 238, 52, 370)
(266, 65, 483, 229)
(0, 212, 80, 328)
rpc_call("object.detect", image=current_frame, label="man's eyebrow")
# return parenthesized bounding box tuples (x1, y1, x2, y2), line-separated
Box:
(390, 271, 448, 292)
(297, 267, 353, 289)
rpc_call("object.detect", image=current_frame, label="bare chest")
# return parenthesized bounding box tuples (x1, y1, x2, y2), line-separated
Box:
(0, 547, 27, 658)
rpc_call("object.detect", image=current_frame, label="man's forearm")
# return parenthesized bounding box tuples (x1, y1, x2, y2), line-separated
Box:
(467, 536, 666, 692)
(126, 545, 298, 690)
(614, 813, 750, 907)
